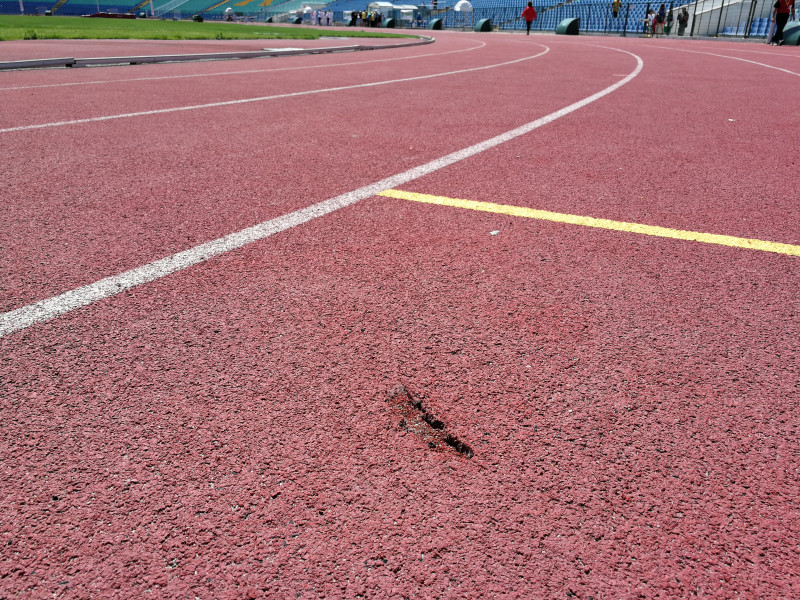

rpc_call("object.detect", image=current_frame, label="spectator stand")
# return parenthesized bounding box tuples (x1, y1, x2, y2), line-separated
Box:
(205, 0, 310, 21)
(686, 0, 770, 37)
(0, 0, 778, 38)
(38, 0, 135, 15)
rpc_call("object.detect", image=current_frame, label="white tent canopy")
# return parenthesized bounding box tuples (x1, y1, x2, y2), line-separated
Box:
(368, 1, 418, 11)
(453, 0, 472, 10)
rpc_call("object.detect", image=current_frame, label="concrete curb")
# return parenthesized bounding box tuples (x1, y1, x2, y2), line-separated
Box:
(0, 35, 434, 71)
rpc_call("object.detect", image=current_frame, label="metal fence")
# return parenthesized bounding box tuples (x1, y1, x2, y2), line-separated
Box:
(0, 0, 778, 38)
(427, 0, 775, 37)
(257, 0, 776, 38)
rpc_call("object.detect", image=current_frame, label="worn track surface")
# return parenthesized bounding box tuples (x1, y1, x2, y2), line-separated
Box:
(2, 30, 799, 599)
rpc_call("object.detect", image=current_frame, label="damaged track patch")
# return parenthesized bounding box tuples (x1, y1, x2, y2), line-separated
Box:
(387, 385, 474, 458)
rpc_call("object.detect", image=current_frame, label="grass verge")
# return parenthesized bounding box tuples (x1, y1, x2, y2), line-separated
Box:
(0, 15, 413, 41)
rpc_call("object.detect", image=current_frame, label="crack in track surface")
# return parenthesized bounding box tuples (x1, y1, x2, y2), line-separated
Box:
(387, 385, 474, 458)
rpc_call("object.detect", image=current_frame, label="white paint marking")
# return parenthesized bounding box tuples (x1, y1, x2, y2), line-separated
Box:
(0, 47, 644, 338)
(704, 46, 800, 58)
(0, 44, 539, 133)
(651, 45, 800, 76)
(0, 40, 487, 92)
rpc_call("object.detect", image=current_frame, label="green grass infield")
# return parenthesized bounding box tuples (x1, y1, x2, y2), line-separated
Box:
(0, 15, 414, 41)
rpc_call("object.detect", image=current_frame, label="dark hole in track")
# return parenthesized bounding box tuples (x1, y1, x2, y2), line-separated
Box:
(422, 413, 445, 430)
(386, 385, 473, 459)
(444, 434, 474, 459)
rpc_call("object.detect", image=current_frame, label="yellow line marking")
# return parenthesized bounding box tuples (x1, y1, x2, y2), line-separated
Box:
(377, 189, 800, 257)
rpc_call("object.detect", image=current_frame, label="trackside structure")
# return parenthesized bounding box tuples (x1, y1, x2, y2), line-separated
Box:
(0, 0, 788, 39)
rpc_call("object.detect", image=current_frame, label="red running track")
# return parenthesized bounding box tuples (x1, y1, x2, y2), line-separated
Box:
(1, 31, 799, 599)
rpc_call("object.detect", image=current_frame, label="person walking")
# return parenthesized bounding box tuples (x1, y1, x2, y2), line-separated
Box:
(521, 1, 537, 34)
(771, 0, 796, 45)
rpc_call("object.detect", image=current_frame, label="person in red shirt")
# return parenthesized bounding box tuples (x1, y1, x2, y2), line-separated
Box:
(521, 1, 537, 35)
(771, 0, 796, 45)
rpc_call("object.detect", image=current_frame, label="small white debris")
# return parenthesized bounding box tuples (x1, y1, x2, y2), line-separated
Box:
(728, 118, 735, 122)
(490, 230, 500, 236)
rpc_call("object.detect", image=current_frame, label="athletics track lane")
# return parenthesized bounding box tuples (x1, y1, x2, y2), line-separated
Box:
(2, 32, 799, 599)
(1, 35, 625, 310)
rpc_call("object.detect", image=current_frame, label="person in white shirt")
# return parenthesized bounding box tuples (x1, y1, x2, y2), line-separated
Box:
(645, 9, 655, 35)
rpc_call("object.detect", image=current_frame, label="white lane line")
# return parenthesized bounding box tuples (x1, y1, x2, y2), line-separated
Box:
(651, 45, 800, 76)
(0, 47, 644, 339)
(702, 46, 800, 58)
(0, 40, 487, 92)
(0, 45, 543, 133)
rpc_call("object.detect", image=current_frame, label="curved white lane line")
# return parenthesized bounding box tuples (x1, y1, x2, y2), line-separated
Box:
(0, 46, 644, 338)
(0, 44, 544, 133)
(0, 39, 488, 92)
(702, 46, 800, 58)
(651, 45, 800, 76)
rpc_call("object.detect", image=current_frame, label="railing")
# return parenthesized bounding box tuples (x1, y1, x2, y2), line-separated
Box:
(415, 0, 775, 37)
(297, 0, 774, 37)
(351, 0, 772, 37)
(0, 0, 776, 36)
(686, 0, 768, 37)
(153, 0, 191, 16)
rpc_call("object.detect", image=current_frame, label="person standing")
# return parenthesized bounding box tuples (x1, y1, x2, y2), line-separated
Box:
(771, 0, 796, 45)
(654, 3, 666, 36)
(677, 7, 688, 34)
(665, 7, 674, 34)
(645, 8, 655, 35)
(612, 0, 621, 17)
(521, 1, 537, 34)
